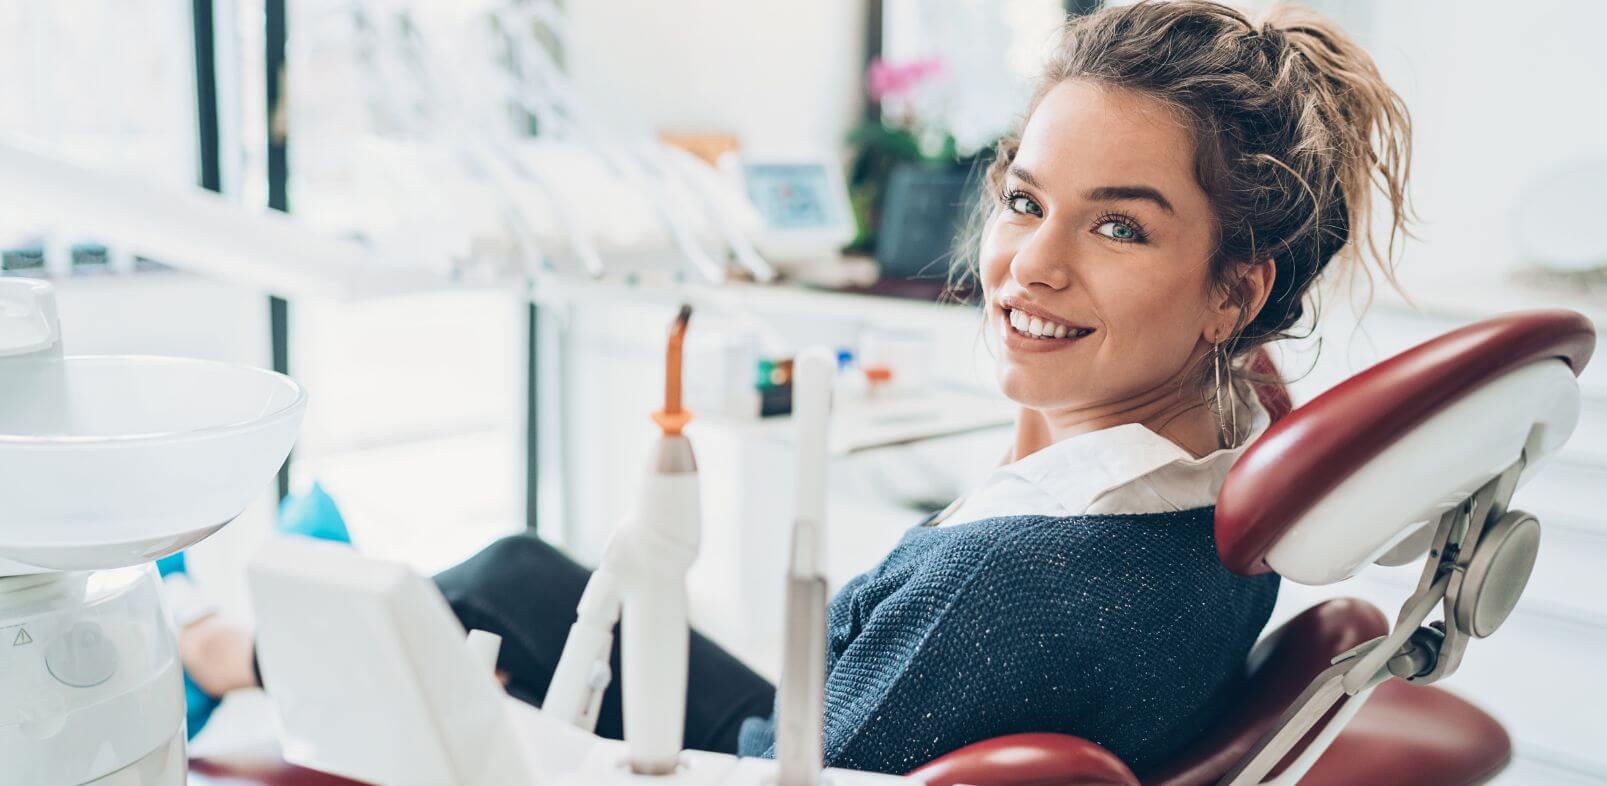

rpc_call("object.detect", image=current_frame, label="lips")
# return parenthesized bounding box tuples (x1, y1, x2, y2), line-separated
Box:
(997, 299, 1095, 343)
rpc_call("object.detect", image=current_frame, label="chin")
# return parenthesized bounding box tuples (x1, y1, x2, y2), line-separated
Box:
(996, 367, 1076, 410)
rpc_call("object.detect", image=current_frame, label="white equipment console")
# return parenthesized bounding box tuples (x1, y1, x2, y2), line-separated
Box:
(249, 336, 911, 785)
(248, 538, 909, 786)
(0, 278, 304, 785)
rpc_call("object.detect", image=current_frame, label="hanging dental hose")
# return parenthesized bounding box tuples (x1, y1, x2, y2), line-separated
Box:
(778, 349, 834, 786)
(543, 305, 700, 776)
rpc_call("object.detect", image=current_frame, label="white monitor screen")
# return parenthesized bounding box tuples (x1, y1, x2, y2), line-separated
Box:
(743, 163, 840, 230)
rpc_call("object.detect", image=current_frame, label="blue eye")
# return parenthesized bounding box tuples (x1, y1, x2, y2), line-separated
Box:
(1094, 217, 1146, 243)
(1002, 191, 1043, 217)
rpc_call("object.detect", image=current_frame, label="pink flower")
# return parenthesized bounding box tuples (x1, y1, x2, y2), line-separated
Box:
(867, 57, 947, 101)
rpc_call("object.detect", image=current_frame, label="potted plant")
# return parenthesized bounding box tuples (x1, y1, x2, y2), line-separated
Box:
(847, 57, 991, 292)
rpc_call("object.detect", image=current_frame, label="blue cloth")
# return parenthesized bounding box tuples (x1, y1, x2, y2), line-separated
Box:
(154, 548, 187, 579)
(182, 672, 220, 740)
(157, 549, 219, 738)
(277, 482, 351, 545)
(736, 508, 1278, 776)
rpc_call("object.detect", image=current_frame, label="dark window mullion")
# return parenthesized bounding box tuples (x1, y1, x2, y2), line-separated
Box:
(266, 0, 291, 502)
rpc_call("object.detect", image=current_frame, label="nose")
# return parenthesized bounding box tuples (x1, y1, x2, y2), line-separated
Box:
(1009, 221, 1075, 291)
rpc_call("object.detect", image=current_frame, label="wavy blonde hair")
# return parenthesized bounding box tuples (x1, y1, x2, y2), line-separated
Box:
(954, 0, 1414, 363)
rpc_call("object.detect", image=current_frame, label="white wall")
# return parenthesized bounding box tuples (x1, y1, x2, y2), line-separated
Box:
(286, 291, 528, 577)
(1351, 1, 1607, 281)
(566, 0, 869, 154)
(0, 0, 197, 189)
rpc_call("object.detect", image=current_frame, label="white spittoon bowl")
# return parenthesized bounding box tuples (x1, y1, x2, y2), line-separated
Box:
(0, 355, 305, 575)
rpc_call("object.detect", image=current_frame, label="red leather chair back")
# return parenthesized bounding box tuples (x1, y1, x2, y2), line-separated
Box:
(908, 599, 1390, 786)
(1139, 599, 1387, 786)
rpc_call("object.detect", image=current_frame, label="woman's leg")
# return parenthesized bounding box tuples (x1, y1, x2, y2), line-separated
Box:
(433, 534, 776, 755)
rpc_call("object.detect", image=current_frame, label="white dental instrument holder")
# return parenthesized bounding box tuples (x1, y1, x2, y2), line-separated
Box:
(253, 540, 913, 786)
(252, 346, 914, 785)
(0, 278, 304, 785)
(252, 538, 554, 786)
(545, 424, 701, 774)
(546, 348, 831, 778)
(777, 349, 832, 786)
(616, 433, 701, 774)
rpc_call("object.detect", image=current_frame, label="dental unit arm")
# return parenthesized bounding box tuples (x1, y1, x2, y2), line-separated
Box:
(544, 305, 700, 774)
(777, 349, 834, 786)
(541, 322, 857, 783)
(542, 323, 842, 783)
(250, 308, 913, 785)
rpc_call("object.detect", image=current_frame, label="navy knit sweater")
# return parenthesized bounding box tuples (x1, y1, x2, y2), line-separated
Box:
(736, 507, 1278, 776)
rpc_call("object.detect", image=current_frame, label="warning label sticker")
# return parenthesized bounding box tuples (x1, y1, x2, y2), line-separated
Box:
(12, 628, 32, 646)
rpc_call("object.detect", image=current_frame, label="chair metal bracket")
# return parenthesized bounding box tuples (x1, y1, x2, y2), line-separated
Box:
(1219, 457, 1530, 786)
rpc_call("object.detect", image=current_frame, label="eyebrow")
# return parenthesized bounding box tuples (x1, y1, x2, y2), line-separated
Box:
(1007, 165, 1047, 191)
(1086, 185, 1175, 214)
(1007, 166, 1176, 215)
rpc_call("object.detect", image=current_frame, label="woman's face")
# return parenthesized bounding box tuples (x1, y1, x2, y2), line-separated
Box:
(981, 79, 1224, 413)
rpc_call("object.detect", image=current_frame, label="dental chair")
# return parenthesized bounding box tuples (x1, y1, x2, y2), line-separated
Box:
(910, 308, 1596, 786)
(189, 309, 1594, 786)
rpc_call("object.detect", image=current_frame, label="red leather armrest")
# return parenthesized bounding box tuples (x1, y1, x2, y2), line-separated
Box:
(189, 754, 363, 785)
(907, 733, 1139, 786)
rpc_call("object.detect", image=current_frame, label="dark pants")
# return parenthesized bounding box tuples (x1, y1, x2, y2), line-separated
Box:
(432, 534, 777, 755)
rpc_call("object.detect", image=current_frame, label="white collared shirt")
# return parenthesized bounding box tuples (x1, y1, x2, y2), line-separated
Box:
(933, 385, 1271, 525)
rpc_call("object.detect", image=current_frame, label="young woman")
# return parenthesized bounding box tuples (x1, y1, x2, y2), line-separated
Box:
(181, 0, 1411, 776)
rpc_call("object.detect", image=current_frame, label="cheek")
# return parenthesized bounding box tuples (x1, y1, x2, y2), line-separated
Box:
(978, 219, 1017, 291)
(1087, 264, 1212, 365)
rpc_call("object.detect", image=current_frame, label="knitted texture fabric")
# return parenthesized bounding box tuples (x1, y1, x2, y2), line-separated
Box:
(737, 507, 1279, 776)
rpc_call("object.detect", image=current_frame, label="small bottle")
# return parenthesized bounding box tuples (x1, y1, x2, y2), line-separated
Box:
(833, 348, 868, 404)
(862, 366, 894, 399)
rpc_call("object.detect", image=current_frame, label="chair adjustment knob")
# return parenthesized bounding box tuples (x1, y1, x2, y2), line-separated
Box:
(1388, 624, 1445, 679)
(1454, 510, 1541, 638)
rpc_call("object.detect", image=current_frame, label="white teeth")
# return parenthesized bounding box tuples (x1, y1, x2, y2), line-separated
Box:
(1005, 308, 1087, 339)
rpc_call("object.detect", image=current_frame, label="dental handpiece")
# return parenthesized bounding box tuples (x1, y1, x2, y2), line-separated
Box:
(778, 349, 835, 786)
(619, 304, 701, 775)
(542, 305, 695, 750)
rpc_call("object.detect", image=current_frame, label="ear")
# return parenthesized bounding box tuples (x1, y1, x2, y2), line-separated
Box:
(1207, 258, 1278, 342)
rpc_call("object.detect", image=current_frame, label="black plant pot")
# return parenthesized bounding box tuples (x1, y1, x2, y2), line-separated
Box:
(874, 162, 983, 283)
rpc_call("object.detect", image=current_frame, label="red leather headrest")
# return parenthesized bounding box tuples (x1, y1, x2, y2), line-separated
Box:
(1216, 309, 1596, 576)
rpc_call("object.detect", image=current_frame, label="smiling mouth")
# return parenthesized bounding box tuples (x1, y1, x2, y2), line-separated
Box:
(1004, 308, 1094, 340)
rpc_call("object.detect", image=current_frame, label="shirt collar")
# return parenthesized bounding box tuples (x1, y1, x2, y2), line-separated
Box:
(996, 383, 1272, 515)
